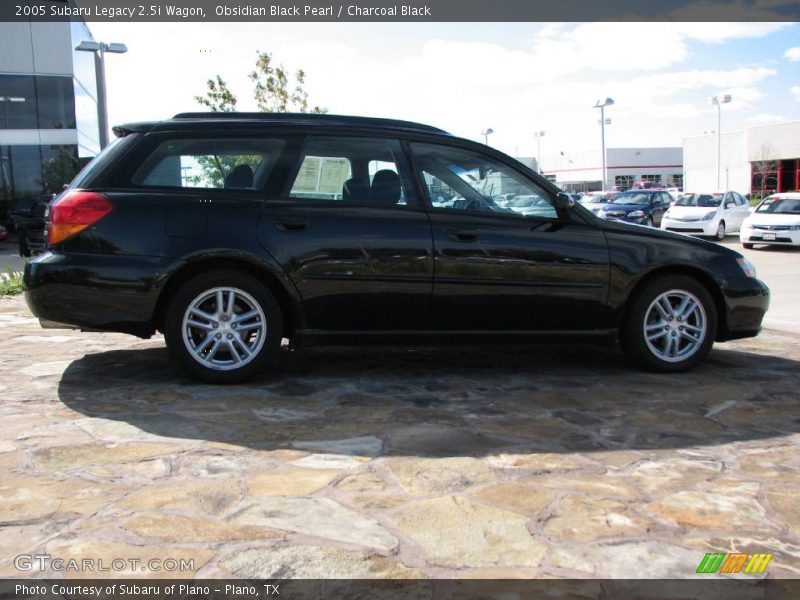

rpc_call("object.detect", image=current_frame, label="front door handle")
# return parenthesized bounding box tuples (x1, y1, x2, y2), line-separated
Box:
(275, 219, 308, 232)
(446, 229, 477, 242)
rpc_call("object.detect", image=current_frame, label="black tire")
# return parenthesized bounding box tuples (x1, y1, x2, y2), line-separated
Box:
(645, 217, 654, 228)
(620, 275, 717, 373)
(714, 221, 726, 241)
(18, 230, 31, 258)
(743, 243, 754, 249)
(164, 270, 283, 383)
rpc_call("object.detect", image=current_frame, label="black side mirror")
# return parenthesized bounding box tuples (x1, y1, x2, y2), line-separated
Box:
(555, 192, 574, 210)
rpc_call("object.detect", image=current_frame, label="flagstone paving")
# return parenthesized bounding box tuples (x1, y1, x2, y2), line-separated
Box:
(1, 295, 800, 579)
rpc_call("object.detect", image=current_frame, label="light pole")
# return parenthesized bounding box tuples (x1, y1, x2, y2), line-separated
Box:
(76, 40, 128, 149)
(534, 130, 545, 173)
(481, 128, 494, 146)
(0, 96, 26, 129)
(711, 94, 731, 189)
(593, 98, 614, 190)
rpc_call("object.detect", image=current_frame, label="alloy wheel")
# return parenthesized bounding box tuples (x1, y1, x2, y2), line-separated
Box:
(643, 289, 707, 363)
(181, 287, 266, 371)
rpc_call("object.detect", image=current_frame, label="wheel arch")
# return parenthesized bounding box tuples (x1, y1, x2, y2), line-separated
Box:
(619, 264, 727, 340)
(153, 254, 304, 339)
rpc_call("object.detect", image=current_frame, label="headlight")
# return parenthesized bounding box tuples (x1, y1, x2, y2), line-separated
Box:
(700, 211, 717, 221)
(737, 257, 757, 279)
(628, 210, 644, 218)
(663, 210, 671, 218)
(742, 221, 753, 229)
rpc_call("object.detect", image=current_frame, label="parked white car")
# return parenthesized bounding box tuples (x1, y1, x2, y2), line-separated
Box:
(660, 191, 750, 241)
(740, 192, 800, 249)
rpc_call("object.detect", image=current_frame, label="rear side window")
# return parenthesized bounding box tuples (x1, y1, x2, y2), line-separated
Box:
(287, 137, 412, 206)
(130, 138, 285, 191)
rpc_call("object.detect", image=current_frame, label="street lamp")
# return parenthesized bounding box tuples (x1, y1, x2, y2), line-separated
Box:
(481, 128, 494, 145)
(593, 98, 614, 190)
(711, 94, 731, 189)
(0, 96, 26, 129)
(534, 130, 545, 173)
(76, 40, 128, 149)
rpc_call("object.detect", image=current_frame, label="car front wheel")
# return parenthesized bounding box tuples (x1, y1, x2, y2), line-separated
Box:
(714, 221, 726, 241)
(620, 275, 717, 372)
(164, 271, 283, 383)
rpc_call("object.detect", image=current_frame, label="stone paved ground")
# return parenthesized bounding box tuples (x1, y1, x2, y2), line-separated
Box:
(1, 295, 800, 580)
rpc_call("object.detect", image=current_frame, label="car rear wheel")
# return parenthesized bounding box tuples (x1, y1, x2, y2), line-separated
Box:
(620, 275, 717, 372)
(714, 221, 726, 241)
(18, 230, 31, 258)
(164, 271, 283, 383)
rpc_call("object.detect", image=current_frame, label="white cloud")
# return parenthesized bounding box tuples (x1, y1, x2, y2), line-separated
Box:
(747, 113, 785, 123)
(785, 46, 800, 61)
(792, 86, 800, 103)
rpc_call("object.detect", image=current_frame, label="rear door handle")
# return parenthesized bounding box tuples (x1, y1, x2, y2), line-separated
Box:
(446, 229, 478, 242)
(275, 219, 308, 232)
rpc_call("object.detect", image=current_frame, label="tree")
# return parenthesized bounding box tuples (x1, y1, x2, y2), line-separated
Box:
(751, 143, 778, 200)
(192, 52, 326, 188)
(194, 75, 238, 113)
(195, 51, 326, 115)
(250, 51, 326, 114)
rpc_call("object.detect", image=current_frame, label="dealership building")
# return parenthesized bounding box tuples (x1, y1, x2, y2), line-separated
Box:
(538, 147, 683, 192)
(0, 7, 100, 223)
(683, 120, 800, 196)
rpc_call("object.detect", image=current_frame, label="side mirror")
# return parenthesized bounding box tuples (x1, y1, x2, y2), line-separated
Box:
(725, 201, 734, 209)
(555, 192, 574, 210)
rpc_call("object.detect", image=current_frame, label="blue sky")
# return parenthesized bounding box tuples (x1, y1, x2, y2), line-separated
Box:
(90, 21, 800, 157)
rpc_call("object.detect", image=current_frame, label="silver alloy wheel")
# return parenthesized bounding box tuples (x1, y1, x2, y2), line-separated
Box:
(182, 287, 266, 371)
(643, 289, 707, 363)
(717, 222, 725, 240)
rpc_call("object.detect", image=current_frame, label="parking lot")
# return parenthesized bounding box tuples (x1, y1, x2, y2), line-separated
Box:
(2, 275, 800, 578)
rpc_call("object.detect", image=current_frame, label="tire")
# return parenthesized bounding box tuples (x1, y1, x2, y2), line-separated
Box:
(620, 275, 717, 373)
(714, 221, 726, 241)
(164, 270, 283, 383)
(18, 230, 31, 258)
(645, 217, 654, 228)
(743, 243, 754, 249)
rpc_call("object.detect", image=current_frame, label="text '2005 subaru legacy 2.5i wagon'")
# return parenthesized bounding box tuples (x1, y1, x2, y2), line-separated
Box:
(24, 113, 770, 383)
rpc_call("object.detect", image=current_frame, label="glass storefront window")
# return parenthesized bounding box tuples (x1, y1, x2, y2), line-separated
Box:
(0, 75, 38, 129)
(40, 145, 80, 194)
(36, 76, 77, 129)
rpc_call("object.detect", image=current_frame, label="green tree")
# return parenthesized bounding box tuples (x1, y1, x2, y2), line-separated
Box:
(192, 52, 326, 188)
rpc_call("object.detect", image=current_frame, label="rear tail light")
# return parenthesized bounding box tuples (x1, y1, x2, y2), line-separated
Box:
(48, 190, 113, 245)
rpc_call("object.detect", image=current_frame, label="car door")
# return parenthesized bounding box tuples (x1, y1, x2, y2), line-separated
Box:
(257, 136, 433, 331)
(731, 192, 750, 231)
(409, 141, 610, 332)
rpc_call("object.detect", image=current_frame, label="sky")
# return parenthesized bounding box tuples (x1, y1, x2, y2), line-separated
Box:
(88, 21, 800, 158)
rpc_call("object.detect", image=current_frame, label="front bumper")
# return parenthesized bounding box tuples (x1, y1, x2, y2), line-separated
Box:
(718, 275, 770, 341)
(24, 252, 176, 337)
(739, 227, 800, 246)
(661, 217, 718, 236)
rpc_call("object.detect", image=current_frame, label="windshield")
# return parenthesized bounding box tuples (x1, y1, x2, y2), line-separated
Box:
(611, 192, 651, 205)
(675, 193, 722, 208)
(756, 196, 800, 214)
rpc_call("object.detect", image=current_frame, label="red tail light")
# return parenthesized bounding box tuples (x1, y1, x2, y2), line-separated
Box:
(48, 191, 113, 245)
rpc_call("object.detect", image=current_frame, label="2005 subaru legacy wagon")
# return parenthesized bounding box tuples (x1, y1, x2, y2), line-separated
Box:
(24, 113, 770, 383)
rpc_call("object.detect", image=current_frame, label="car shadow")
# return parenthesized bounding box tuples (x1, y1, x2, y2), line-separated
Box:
(57, 342, 800, 458)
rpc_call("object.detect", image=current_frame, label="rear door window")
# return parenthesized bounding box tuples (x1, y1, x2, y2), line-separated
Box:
(286, 137, 414, 206)
(130, 138, 285, 191)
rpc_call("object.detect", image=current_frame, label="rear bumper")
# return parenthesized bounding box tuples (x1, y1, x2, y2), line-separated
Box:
(24, 252, 177, 337)
(717, 277, 770, 341)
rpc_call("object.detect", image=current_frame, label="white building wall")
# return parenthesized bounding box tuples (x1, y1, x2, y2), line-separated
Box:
(746, 120, 800, 162)
(683, 131, 749, 194)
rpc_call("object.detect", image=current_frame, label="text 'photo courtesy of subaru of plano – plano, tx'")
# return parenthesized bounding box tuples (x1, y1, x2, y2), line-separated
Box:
(24, 113, 770, 383)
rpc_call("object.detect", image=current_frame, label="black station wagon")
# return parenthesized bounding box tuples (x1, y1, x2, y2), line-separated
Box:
(24, 113, 769, 382)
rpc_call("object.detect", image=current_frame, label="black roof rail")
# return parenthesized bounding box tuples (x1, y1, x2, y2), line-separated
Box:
(170, 112, 449, 134)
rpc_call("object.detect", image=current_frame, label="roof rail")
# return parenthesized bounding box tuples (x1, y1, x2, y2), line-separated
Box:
(171, 112, 448, 134)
